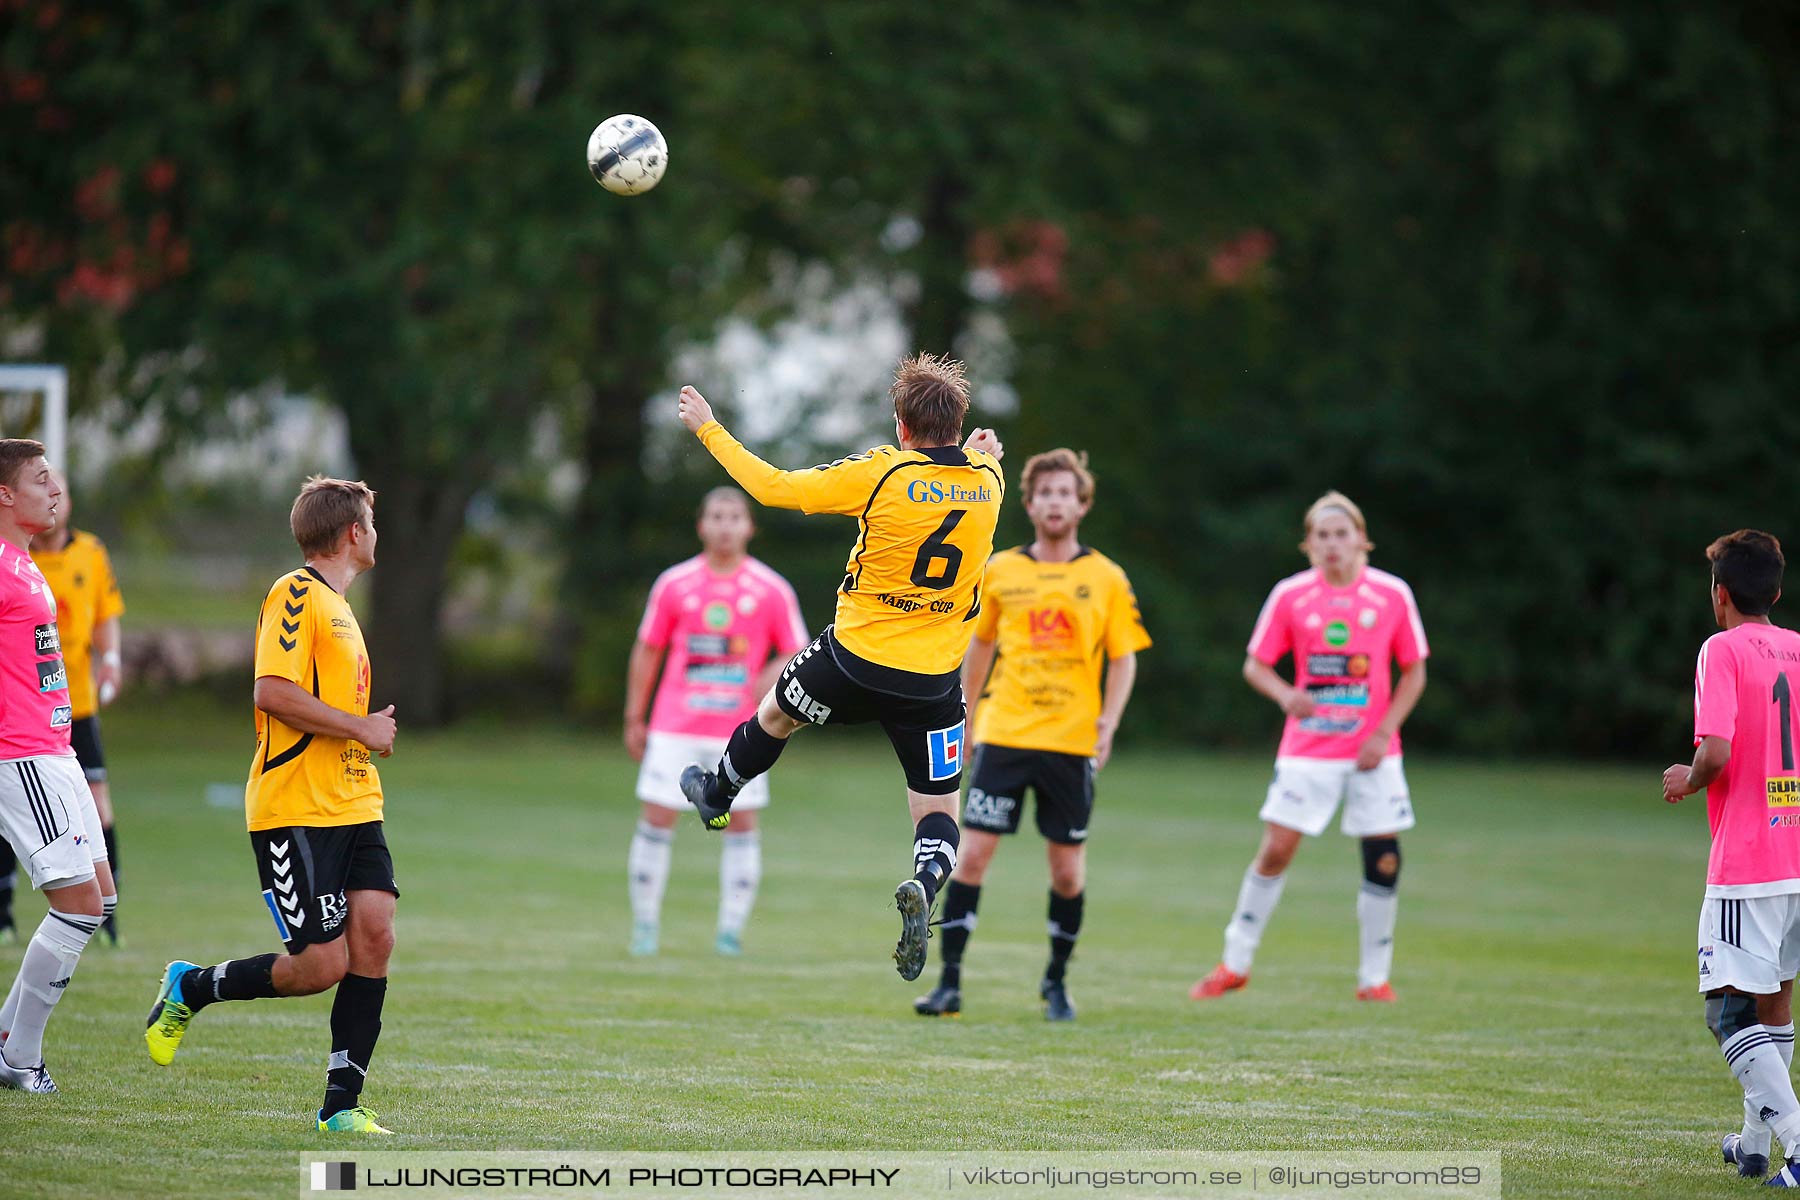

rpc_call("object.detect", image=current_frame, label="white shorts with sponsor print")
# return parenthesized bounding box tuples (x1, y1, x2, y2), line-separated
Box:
(1697, 893, 1800, 994)
(0, 753, 107, 888)
(1259, 755, 1415, 838)
(636, 731, 771, 812)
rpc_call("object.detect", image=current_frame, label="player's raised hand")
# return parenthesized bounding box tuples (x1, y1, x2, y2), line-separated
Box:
(1663, 763, 1694, 803)
(964, 427, 1003, 460)
(677, 386, 714, 433)
(362, 704, 397, 758)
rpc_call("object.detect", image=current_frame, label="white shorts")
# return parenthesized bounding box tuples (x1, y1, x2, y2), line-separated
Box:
(1698, 894, 1800, 994)
(1259, 755, 1415, 838)
(636, 731, 770, 812)
(0, 753, 107, 889)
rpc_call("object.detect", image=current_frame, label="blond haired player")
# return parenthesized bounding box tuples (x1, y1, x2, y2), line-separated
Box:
(675, 355, 1004, 980)
(144, 477, 401, 1134)
(1192, 492, 1428, 1002)
(0, 440, 115, 1094)
(915, 449, 1149, 1022)
(0, 471, 127, 946)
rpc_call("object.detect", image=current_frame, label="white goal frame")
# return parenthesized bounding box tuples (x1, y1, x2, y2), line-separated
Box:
(0, 364, 68, 468)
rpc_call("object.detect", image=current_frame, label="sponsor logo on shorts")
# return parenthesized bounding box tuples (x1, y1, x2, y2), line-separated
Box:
(927, 722, 965, 782)
(318, 891, 348, 933)
(1771, 778, 1800, 808)
(36, 658, 67, 694)
(1324, 620, 1351, 647)
(34, 622, 60, 655)
(783, 675, 831, 724)
(964, 787, 1017, 827)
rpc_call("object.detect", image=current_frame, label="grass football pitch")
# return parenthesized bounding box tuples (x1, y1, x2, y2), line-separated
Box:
(0, 699, 1735, 1197)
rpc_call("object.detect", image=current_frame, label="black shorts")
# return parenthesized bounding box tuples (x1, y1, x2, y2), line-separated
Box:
(964, 744, 1096, 844)
(69, 716, 105, 782)
(250, 821, 398, 953)
(773, 627, 967, 795)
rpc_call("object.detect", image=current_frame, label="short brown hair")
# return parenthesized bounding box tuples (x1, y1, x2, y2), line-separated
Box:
(1021, 448, 1094, 505)
(890, 353, 969, 447)
(697, 485, 751, 521)
(1300, 490, 1374, 554)
(290, 475, 376, 557)
(1709, 529, 1784, 616)
(0, 439, 47, 490)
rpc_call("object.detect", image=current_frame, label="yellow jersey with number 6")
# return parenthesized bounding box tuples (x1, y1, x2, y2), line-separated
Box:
(697, 423, 1004, 676)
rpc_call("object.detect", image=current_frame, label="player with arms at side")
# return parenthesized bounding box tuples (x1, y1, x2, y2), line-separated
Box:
(1192, 492, 1427, 1002)
(144, 477, 402, 1134)
(915, 449, 1149, 1021)
(674, 354, 1004, 980)
(0, 471, 128, 946)
(0, 440, 115, 1093)
(624, 486, 808, 956)
(1662, 531, 1800, 1185)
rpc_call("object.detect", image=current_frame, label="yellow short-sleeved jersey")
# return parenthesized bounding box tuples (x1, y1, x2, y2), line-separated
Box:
(244, 567, 383, 831)
(697, 422, 1004, 676)
(971, 546, 1151, 756)
(32, 530, 125, 721)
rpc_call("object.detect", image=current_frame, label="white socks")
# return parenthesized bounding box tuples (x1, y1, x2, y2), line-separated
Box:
(1724, 1024, 1800, 1154)
(627, 822, 673, 927)
(1740, 1022, 1798, 1159)
(1357, 882, 1399, 988)
(1222, 868, 1286, 975)
(718, 830, 762, 937)
(1, 908, 98, 1067)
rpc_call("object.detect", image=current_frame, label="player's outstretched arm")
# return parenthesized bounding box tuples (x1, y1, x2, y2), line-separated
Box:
(677, 385, 870, 514)
(254, 676, 397, 757)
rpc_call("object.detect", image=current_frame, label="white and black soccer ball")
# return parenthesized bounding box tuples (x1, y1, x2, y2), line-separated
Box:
(587, 114, 667, 196)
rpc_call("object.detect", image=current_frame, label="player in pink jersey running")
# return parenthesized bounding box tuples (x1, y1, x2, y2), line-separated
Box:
(0, 440, 116, 1093)
(1661, 530, 1800, 1184)
(1192, 491, 1428, 1003)
(622, 487, 808, 957)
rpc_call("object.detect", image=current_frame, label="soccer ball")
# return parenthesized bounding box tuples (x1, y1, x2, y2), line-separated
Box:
(587, 115, 668, 196)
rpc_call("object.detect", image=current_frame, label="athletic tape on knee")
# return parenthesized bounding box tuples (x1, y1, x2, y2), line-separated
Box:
(1361, 837, 1402, 890)
(1708, 991, 1760, 1045)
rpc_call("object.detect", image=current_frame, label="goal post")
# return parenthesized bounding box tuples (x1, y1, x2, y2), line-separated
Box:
(0, 364, 68, 469)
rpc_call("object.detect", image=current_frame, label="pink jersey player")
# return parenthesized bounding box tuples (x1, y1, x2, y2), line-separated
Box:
(0, 538, 74, 760)
(637, 555, 808, 740)
(1194, 492, 1429, 1007)
(1693, 621, 1800, 895)
(1247, 565, 1429, 761)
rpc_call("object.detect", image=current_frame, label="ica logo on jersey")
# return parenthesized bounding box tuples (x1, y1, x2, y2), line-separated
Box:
(907, 480, 994, 504)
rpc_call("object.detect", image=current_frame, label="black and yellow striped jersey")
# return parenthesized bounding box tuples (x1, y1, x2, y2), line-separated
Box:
(697, 422, 1004, 676)
(245, 567, 383, 831)
(971, 546, 1151, 756)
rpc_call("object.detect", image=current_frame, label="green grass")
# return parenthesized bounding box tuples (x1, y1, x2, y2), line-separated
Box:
(0, 698, 1732, 1197)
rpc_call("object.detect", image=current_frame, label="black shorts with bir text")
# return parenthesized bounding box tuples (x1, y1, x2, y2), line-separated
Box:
(250, 821, 398, 953)
(964, 744, 1096, 844)
(773, 626, 967, 795)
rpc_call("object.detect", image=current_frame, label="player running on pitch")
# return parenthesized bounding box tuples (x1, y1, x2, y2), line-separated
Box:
(624, 486, 808, 956)
(1191, 492, 1427, 1002)
(674, 354, 1003, 981)
(0, 441, 116, 1094)
(1662, 530, 1800, 1184)
(914, 448, 1149, 1021)
(144, 477, 401, 1133)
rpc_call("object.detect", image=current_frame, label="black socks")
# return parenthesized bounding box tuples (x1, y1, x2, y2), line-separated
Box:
(911, 811, 961, 906)
(717, 720, 788, 800)
(937, 880, 980, 989)
(182, 953, 280, 1012)
(1045, 890, 1084, 983)
(322, 973, 387, 1119)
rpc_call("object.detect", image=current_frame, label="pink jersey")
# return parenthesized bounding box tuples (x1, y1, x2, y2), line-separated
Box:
(1694, 622, 1800, 896)
(1247, 566, 1429, 760)
(638, 555, 809, 739)
(0, 539, 74, 759)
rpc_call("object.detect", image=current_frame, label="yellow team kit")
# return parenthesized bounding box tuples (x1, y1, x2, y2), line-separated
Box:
(972, 547, 1151, 757)
(697, 422, 1004, 677)
(33, 530, 125, 721)
(245, 567, 383, 831)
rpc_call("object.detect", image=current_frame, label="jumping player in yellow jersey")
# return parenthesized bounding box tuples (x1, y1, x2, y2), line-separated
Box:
(143, 477, 401, 1135)
(914, 450, 1149, 1022)
(675, 354, 1005, 980)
